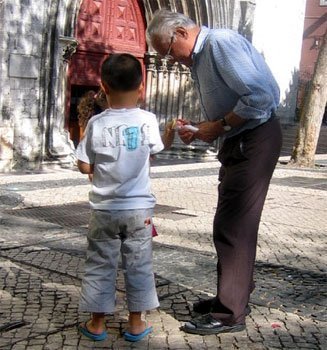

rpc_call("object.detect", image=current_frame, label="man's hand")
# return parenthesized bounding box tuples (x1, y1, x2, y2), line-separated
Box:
(195, 121, 223, 143)
(176, 119, 196, 144)
(176, 119, 223, 144)
(192, 113, 246, 143)
(178, 128, 196, 144)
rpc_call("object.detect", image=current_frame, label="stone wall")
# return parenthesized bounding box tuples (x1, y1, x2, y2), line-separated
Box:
(0, 0, 12, 171)
(0, 0, 78, 172)
(0, 0, 46, 170)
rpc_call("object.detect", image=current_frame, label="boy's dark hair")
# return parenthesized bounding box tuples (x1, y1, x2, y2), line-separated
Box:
(101, 53, 142, 92)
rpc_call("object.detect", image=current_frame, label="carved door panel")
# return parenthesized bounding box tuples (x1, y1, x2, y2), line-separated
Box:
(70, 0, 146, 85)
(67, 0, 146, 144)
(109, 0, 145, 56)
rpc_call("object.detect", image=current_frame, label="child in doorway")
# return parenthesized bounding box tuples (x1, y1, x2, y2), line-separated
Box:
(76, 53, 164, 342)
(77, 89, 108, 132)
(77, 89, 108, 183)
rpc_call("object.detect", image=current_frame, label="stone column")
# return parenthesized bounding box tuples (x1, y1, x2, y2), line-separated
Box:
(48, 36, 78, 162)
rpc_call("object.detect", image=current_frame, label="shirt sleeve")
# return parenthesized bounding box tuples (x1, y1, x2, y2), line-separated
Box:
(148, 115, 164, 155)
(76, 123, 95, 164)
(210, 32, 279, 120)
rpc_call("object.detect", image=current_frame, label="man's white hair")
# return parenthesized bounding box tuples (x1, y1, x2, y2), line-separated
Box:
(146, 9, 196, 45)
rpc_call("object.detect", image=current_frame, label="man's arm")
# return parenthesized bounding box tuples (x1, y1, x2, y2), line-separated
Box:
(195, 112, 246, 143)
(178, 112, 246, 144)
(77, 160, 94, 174)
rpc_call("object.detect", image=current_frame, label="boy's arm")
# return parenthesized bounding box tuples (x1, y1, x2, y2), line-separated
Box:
(77, 160, 94, 174)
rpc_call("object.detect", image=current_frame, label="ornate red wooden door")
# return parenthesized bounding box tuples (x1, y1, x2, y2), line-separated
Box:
(67, 0, 146, 145)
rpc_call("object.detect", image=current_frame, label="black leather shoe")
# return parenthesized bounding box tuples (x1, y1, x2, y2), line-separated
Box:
(193, 298, 251, 316)
(245, 305, 251, 315)
(193, 298, 214, 314)
(180, 314, 246, 335)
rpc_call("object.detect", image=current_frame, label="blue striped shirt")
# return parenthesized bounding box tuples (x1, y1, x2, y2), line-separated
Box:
(191, 27, 280, 138)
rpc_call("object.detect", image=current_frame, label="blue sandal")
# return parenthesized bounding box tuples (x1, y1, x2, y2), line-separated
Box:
(123, 325, 153, 342)
(78, 322, 108, 341)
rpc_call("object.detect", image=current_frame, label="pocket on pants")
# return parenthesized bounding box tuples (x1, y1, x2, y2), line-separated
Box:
(88, 211, 119, 240)
(124, 210, 153, 239)
(218, 136, 247, 166)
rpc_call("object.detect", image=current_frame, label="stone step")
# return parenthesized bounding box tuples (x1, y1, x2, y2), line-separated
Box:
(281, 124, 327, 156)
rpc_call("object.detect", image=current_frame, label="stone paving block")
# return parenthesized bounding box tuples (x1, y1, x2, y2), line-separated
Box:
(296, 343, 319, 349)
(27, 339, 45, 348)
(184, 335, 208, 349)
(12, 344, 31, 350)
(43, 343, 64, 350)
(203, 335, 222, 349)
(167, 334, 190, 348)
(78, 339, 104, 349)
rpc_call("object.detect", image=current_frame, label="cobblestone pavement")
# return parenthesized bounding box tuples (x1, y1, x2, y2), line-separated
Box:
(0, 156, 326, 349)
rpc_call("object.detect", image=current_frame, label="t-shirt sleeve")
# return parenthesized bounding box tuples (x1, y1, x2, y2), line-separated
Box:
(76, 123, 95, 164)
(149, 115, 164, 155)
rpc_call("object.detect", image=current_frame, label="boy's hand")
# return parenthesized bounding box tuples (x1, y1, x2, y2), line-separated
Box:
(77, 160, 94, 174)
(162, 120, 176, 149)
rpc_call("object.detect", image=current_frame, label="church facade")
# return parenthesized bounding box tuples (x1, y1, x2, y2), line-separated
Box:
(0, 0, 320, 171)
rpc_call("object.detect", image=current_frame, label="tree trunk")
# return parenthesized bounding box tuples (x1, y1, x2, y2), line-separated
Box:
(290, 29, 327, 167)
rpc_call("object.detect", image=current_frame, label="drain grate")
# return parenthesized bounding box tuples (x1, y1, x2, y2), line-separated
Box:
(5, 203, 197, 228)
(6, 202, 91, 228)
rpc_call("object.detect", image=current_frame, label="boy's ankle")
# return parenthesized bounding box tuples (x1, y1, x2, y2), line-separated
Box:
(127, 320, 147, 334)
(87, 319, 105, 333)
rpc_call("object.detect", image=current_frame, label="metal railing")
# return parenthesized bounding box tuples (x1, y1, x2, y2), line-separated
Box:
(144, 53, 219, 159)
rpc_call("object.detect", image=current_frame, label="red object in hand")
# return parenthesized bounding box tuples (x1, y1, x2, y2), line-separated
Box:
(152, 225, 158, 237)
(176, 119, 188, 127)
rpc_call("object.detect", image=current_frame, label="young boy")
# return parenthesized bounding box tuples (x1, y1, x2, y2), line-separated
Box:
(76, 53, 164, 342)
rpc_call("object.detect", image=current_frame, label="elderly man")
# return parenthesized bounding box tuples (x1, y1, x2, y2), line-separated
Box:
(146, 9, 282, 335)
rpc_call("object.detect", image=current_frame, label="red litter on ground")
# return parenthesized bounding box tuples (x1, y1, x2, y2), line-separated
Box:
(271, 323, 281, 329)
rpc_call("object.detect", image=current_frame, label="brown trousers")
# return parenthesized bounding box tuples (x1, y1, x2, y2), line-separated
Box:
(211, 118, 282, 325)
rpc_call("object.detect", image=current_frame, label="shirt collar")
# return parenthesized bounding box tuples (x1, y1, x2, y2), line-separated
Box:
(192, 26, 210, 59)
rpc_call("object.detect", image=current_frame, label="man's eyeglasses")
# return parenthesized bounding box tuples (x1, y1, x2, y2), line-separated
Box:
(163, 35, 175, 61)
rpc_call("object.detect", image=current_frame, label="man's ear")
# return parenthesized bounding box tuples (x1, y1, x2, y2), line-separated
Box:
(100, 81, 110, 94)
(175, 26, 188, 39)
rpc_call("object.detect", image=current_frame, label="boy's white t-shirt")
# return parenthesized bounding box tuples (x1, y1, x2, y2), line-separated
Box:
(76, 107, 164, 210)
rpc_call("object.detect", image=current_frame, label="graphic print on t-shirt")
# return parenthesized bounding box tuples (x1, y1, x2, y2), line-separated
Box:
(124, 127, 139, 150)
(101, 123, 150, 151)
